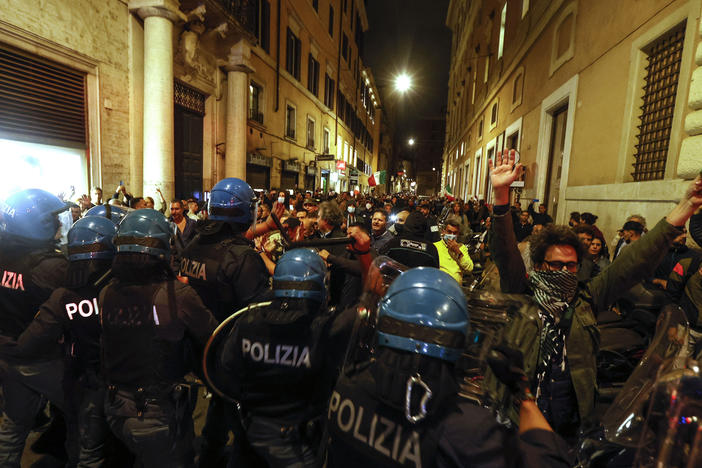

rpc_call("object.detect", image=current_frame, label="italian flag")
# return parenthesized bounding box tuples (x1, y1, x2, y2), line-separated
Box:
(369, 170, 386, 186)
(444, 184, 455, 200)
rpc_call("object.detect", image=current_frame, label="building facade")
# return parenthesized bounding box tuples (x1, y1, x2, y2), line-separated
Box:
(0, 0, 383, 207)
(443, 0, 701, 244)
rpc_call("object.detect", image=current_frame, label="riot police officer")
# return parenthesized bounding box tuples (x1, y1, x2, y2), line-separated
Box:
(0, 215, 120, 466)
(379, 211, 440, 268)
(0, 188, 71, 467)
(100, 209, 218, 467)
(214, 248, 353, 467)
(84, 203, 128, 225)
(178, 177, 270, 467)
(323, 267, 570, 468)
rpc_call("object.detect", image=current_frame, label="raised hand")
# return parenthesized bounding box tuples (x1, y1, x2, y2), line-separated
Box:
(489, 149, 522, 189)
(489, 149, 522, 206)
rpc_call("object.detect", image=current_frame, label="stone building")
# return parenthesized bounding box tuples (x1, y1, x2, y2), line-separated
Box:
(443, 0, 701, 243)
(0, 0, 382, 207)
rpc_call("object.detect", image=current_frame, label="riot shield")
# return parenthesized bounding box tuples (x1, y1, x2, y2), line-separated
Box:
(340, 256, 408, 373)
(601, 304, 690, 447)
(458, 289, 540, 418)
(631, 367, 702, 467)
(201, 301, 272, 404)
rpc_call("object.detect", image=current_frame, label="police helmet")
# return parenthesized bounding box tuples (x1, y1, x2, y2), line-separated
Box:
(113, 209, 171, 260)
(377, 267, 468, 362)
(67, 216, 118, 261)
(208, 178, 256, 226)
(85, 204, 128, 225)
(0, 188, 68, 242)
(273, 248, 328, 303)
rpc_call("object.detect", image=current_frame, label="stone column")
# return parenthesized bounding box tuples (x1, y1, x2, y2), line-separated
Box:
(222, 40, 255, 180)
(679, 19, 702, 178)
(129, 1, 185, 202)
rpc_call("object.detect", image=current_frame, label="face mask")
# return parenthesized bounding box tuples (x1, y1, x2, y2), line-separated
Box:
(277, 197, 285, 204)
(366, 203, 372, 210)
(443, 234, 457, 242)
(347, 206, 355, 213)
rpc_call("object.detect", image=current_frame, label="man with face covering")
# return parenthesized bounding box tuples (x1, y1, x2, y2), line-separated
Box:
(487, 150, 702, 441)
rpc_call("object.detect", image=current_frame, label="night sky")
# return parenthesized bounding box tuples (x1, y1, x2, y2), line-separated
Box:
(364, 0, 451, 140)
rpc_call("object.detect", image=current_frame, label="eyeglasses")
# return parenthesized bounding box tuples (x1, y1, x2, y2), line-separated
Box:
(544, 260, 579, 272)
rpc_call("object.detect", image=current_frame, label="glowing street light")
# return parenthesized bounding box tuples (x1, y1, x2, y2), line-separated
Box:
(408, 138, 415, 146)
(394, 73, 412, 93)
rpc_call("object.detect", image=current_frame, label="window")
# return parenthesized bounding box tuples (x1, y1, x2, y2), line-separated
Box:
(490, 101, 498, 129)
(498, 3, 507, 59)
(324, 73, 335, 109)
(323, 127, 330, 153)
(312, 0, 318, 12)
(308, 55, 320, 96)
(478, 117, 484, 140)
(511, 68, 524, 110)
(248, 81, 263, 124)
(286, 104, 296, 139)
(286, 28, 301, 80)
(307, 117, 315, 149)
(484, 56, 489, 83)
(549, 3, 577, 76)
(471, 72, 476, 104)
(342, 34, 349, 61)
(632, 23, 686, 182)
(329, 6, 334, 36)
(256, 0, 271, 53)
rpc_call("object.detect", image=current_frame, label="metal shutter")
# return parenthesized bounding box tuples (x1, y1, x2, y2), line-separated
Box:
(0, 44, 86, 145)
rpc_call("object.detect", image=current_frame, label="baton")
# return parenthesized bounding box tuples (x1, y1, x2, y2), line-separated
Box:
(287, 237, 354, 249)
(269, 212, 291, 245)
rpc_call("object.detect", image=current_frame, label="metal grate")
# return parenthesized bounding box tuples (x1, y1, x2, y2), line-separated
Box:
(0, 44, 86, 144)
(174, 81, 206, 115)
(632, 23, 686, 182)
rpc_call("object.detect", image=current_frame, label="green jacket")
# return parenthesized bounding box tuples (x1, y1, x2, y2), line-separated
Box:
(487, 208, 683, 429)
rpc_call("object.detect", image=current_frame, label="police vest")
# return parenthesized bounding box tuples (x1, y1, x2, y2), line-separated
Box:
(100, 279, 187, 392)
(50, 286, 102, 372)
(226, 300, 332, 421)
(179, 235, 250, 322)
(325, 368, 441, 468)
(384, 237, 439, 269)
(0, 249, 67, 339)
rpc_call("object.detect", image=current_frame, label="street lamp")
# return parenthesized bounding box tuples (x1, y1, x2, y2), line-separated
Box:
(408, 138, 415, 146)
(394, 72, 412, 93)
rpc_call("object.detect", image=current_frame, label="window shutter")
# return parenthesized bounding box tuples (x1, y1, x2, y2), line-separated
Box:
(0, 44, 86, 145)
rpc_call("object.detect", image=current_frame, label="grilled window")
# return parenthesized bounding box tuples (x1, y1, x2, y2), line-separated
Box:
(175, 81, 205, 115)
(632, 23, 686, 182)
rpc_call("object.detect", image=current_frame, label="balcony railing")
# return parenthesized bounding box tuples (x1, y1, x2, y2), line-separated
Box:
(249, 109, 264, 124)
(214, 0, 259, 37)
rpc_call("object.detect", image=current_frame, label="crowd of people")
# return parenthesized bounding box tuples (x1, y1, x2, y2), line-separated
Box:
(0, 150, 700, 467)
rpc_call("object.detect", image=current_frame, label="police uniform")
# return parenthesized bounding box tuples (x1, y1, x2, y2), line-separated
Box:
(100, 209, 219, 467)
(178, 178, 271, 468)
(215, 249, 354, 467)
(0, 189, 71, 467)
(326, 364, 569, 468)
(179, 230, 269, 322)
(380, 213, 439, 268)
(323, 267, 570, 468)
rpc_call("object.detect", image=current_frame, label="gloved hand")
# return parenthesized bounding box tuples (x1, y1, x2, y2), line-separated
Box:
(487, 344, 534, 403)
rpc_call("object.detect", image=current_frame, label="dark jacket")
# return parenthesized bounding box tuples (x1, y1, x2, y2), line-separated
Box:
(487, 206, 683, 428)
